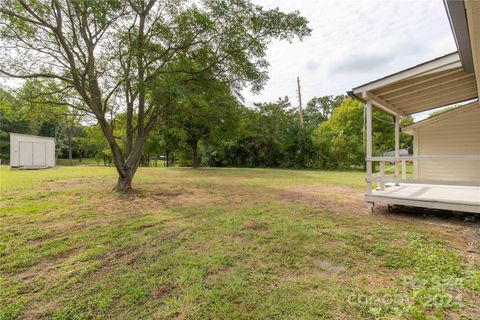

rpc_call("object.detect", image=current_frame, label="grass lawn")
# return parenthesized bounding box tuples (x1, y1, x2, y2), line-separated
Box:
(55, 158, 100, 166)
(0, 166, 478, 319)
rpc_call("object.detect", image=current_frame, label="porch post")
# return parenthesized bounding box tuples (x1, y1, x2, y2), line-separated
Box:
(366, 99, 373, 196)
(394, 115, 400, 185)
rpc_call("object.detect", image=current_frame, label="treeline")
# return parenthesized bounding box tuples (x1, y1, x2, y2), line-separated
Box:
(1, 82, 412, 170)
(187, 95, 412, 169)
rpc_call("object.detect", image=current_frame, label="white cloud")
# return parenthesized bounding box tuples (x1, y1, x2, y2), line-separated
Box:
(243, 0, 457, 111)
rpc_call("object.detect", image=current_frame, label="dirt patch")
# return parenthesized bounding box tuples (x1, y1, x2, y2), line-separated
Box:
(96, 228, 187, 274)
(231, 235, 246, 244)
(205, 268, 230, 283)
(95, 186, 217, 214)
(464, 227, 480, 267)
(312, 259, 347, 276)
(277, 184, 365, 216)
(323, 239, 344, 248)
(151, 285, 173, 300)
(242, 220, 268, 231)
(21, 300, 60, 320)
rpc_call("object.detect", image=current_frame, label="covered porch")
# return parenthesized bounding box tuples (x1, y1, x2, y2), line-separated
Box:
(350, 50, 479, 213)
(350, 0, 480, 213)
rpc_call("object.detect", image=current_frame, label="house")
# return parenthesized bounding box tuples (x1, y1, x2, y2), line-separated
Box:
(10, 133, 56, 169)
(349, 0, 480, 213)
(402, 102, 480, 183)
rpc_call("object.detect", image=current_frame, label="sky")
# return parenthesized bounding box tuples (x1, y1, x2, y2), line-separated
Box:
(1, 0, 457, 120)
(243, 0, 457, 119)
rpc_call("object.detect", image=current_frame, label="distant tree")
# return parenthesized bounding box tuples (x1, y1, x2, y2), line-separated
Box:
(428, 105, 459, 118)
(312, 97, 411, 169)
(282, 121, 315, 168)
(179, 81, 236, 168)
(0, 88, 29, 161)
(304, 95, 345, 129)
(157, 119, 184, 167)
(78, 126, 111, 165)
(0, 81, 74, 161)
(312, 98, 365, 169)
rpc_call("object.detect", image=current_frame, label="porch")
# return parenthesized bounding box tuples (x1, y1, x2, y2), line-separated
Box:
(368, 183, 480, 214)
(366, 155, 480, 213)
(350, 51, 479, 213)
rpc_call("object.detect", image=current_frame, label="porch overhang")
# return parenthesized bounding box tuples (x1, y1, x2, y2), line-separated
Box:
(353, 0, 480, 214)
(351, 52, 478, 117)
(350, 0, 480, 118)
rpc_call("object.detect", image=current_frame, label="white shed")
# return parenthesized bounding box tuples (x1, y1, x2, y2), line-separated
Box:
(9, 133, 56, 169)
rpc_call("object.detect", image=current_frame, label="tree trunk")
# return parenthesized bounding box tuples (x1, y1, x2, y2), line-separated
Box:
(67, 127, 73, 166)
(192, 140, 200, 168)
(116, 169, 134, 192)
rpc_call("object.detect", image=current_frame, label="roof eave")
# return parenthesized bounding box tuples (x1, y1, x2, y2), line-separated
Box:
(444, 0, 475, 73)
(351, 52, 461, 95)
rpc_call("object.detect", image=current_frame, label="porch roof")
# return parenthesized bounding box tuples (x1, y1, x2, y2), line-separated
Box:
(350, 52, 478, 117)
(350, 0, 480, 118)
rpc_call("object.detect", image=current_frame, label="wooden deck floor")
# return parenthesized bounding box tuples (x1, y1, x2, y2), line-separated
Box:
(367, 183, 480, 213)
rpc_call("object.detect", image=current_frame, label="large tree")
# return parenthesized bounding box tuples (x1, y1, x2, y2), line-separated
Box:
(0, 0, 310, 191)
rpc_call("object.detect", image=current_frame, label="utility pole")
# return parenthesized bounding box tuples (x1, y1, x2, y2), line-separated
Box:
(296, 77, 304, 127)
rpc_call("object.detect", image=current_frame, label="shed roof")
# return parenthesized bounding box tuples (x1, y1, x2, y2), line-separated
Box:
(9, 132, 56, 140)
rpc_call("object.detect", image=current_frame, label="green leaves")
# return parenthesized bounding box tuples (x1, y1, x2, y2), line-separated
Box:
(1, 0, 311, 186)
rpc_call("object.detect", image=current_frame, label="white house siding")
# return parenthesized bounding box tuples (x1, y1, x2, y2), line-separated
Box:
(416, 105, 480, 182)
(9, 133, 56, 168)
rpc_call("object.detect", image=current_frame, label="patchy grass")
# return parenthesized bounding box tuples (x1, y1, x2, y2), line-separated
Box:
(55, 158, 99, 166)
(0, 166, 478, 319)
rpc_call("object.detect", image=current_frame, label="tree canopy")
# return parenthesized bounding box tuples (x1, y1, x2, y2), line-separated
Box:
(0, 0, 311, 190)
(0, 1, 415, 184)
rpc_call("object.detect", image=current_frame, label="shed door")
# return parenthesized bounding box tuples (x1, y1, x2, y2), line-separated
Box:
(19, 141, 33, 166)
(33, 142, 46, 166)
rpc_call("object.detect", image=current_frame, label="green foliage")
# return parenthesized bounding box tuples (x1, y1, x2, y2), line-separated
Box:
(78, 126, 112, 165)
(312, 98, 413, 169)
(304, 95, 345, 130)
(1, 0, 312, 188)
(428, 105, 460, 118)
(312, 98, 365, 169)
(203, 97, 304, 168)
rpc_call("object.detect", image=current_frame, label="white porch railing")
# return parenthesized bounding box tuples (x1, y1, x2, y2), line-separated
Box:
(366, 155, 480, 193)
